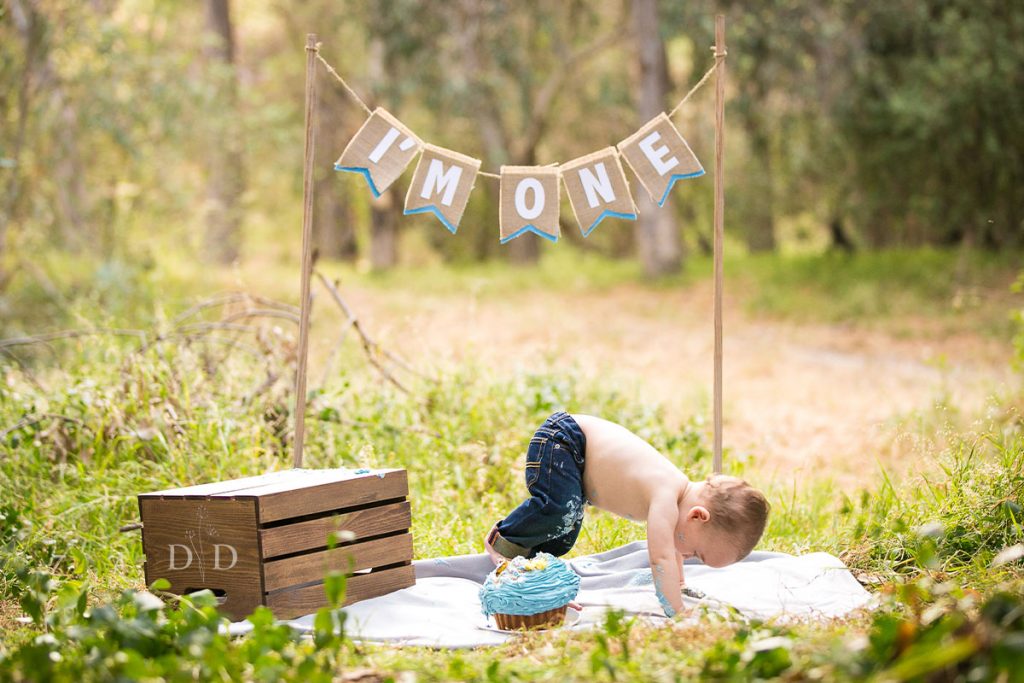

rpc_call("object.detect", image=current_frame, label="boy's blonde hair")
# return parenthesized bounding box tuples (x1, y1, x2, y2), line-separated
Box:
(701, 474, 770, 560)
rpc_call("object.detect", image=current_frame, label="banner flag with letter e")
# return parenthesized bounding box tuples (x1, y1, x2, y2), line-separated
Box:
(499, 166, 561, 244)
(335, 107, 421, 196)
(403, 144, 481, 234)
(617, 112, 704, 207)
(560, 147, 637, 237)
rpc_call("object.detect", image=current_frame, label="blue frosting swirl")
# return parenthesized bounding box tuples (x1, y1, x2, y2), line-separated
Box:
(479, 553, 581, 616)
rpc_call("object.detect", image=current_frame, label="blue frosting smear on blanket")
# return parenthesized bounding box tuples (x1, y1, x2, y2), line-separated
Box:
(225, 541, 875, 648)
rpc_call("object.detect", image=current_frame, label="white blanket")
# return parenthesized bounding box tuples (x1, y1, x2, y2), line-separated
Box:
(228, 542, 874, 648)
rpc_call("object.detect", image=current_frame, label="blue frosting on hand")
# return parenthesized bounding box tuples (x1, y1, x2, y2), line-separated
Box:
(479, 553, 581, 616)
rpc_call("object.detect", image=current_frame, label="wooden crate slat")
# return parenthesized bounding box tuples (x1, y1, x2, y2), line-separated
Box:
(265, 564, 416, 620)
(240, 470, 409, 523)
(140, 471, 296, 498)
(143, 468, 398, 499)
(263, 533, 413, 592)
(139, 498, 262, 620)
(260, 501, 411, 559)
(216, 468, 403, 500)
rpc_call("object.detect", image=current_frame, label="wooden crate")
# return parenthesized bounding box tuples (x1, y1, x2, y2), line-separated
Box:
(138, 468, 415, 620)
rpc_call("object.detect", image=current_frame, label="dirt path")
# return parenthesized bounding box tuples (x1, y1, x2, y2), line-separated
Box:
(342, 282, 1014, 487)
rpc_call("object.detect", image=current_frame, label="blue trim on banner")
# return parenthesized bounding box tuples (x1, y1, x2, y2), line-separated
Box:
(582, 210, 637, 237)
(499, 225, 559, 244)
(335, 164, 382, 198)
(404, 205, 458, 234)
(657, 169, 705, 207)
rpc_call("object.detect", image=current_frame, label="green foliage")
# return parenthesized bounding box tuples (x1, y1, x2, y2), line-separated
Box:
(6, 0, 1023, 288)
(838, 0, 1024, 248)
(841, 430, 1024, 584)
(846, 582, 1024, 682)
(737, 248, 1019, 324)
(588, 609, 638, 680)
(0, 571, 357, 682)
(699, 627, 795, 680)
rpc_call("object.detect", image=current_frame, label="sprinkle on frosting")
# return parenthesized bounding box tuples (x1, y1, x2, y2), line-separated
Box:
(479, 553, 581, 617)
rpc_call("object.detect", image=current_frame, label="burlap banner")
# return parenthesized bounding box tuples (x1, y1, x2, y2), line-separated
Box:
(499, 166, 560, 243)
(617, 112, 704, 207)
(336, 107, 703, 242)
(335, 108, 420, 197)
(560, 147, 637, 237)
(404, 144, 481, 234)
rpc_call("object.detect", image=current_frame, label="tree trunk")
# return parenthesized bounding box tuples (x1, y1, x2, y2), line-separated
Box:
(202, 0, 244, 264)
(313, 177, 357, 261)
(631, 0, 681, 277)
(1, 0, 41, 281)
(829, 216, 854, 253)
(313, 81, 357, 260)
(8, 0, 89, 253)
(370, 188, 399, 270)
(505, 232, 541, 264)
(364, 33, 402, 270)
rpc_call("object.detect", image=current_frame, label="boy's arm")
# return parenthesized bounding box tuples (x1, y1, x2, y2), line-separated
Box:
(647, 494, 684, 617)
(677, 551, 686, 587)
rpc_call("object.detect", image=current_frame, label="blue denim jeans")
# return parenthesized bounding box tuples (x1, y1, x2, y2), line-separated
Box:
(490, 412, 588, 559)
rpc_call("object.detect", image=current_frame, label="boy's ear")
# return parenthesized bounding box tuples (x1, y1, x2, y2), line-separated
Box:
(688, 506, 711, 523)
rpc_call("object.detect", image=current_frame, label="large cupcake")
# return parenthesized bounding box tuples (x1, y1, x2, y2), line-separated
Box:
(479, 553, 581, 630)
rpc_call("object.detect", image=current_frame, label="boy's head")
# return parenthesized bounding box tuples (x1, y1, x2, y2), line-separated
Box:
(676, 474, 770, 566)
(701, 474, 770, 560)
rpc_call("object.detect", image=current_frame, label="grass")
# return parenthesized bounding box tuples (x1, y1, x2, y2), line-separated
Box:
(729, 248, 1021, 339)
(0, 247, 1022, 680)
(5, 245, 1020, 340)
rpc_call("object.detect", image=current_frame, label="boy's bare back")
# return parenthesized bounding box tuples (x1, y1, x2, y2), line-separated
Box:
(572, 414, 690, 520)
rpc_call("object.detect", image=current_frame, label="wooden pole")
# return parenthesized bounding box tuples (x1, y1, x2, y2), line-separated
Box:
(293, 33, 319, 469)
(712, 16, 726, 475)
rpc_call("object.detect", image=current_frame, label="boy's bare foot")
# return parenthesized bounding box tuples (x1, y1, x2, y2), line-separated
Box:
(483, 525, 508, 565)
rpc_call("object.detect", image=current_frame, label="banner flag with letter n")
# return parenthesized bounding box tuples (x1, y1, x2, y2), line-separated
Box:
(403, 144, 481, 234)
(560, 147, 637, 237)
(335, 107, 421, 196)
(617, 112, 704, 207)
(499, 166, 561, 244)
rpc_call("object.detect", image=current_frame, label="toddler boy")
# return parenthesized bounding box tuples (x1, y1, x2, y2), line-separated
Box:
(484, 412, 770, 616)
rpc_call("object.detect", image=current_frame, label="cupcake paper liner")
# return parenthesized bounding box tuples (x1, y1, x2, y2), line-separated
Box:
(493, 605, 567, 631)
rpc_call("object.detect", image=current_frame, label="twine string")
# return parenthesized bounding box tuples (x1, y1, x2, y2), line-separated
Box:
(667, 47, 727, 119)
(315, 48, 373, 116)
(315, 43, 722, 180)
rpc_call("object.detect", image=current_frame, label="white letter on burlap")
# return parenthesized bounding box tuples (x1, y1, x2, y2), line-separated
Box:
(617, 112, 704, 207)
(404, 144, 481, 234)
(499, 166, 560, 243)
(335, 108, 420, 196)
(560, 147, 637, 237)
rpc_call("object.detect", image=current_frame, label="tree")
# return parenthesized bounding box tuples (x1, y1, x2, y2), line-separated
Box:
(202, 0, 245, 264)
(631, 0, 682, 275)
(837, 0, 1024, 248)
